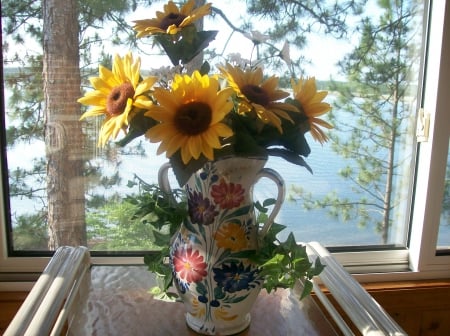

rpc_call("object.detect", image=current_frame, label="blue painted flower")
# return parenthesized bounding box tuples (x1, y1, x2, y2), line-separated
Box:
(187, 190, 218, 225)
(213, 262, 259, 293)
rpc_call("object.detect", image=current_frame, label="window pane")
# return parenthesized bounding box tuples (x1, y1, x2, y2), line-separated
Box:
(437, 139, 450, 249)
(1, 0, 426, 253)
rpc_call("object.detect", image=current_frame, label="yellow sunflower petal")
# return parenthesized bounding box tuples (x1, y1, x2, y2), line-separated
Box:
(132, 0, 211, 37)
(144, 71, 233, 163)
(135, 76, 158, 96)
(291, 76, 333, 143)
(77, 92, 106, 107)
(78, 52, 152, 147)
(79, 106, 107, 120)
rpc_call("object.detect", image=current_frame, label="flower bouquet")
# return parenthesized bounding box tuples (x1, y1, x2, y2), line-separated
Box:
(78, 0, 331, 333)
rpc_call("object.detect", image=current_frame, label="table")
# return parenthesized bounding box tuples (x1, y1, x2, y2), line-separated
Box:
(68, 266, 337, 335)
(4, 244, 407, 336)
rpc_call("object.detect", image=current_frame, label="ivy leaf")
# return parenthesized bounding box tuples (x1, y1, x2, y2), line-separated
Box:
(300, 279, 314, 300)
(263, 198, 276, 207)
(152, 229, 171, 247)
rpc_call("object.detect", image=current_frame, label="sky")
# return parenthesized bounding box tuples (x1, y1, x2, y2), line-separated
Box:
(1, 0, 363, 82)
(124, 0, 357, 81)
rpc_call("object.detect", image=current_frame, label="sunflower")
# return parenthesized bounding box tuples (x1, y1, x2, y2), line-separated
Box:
(132, 0, 212, 38)
(219, 64, 298, 133)
(78, 53, 157, 147)
(291, 77, 332, 144)
(145, 71, 234, 164)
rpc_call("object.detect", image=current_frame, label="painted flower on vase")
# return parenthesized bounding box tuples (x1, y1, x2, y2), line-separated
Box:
(214, 222, 248, 251)
(213, 306, 238, 322)
(213, 262, 260, 293)
(211, 180, 245, 209)
(172, 247, 208, 284)
(187, 190, 218, 225)
(190, 296, 207, 318)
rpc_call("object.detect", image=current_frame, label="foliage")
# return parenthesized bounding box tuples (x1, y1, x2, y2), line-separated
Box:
(244, 0, 365, 72)
(140, 186, 324, 301)
(290, 0, 422, 243)
(12, 212, 48, 250)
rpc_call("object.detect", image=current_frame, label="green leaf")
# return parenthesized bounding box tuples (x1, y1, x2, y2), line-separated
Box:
(224, 293, 250, 304)
(300, 280, 314, 300)
(224, 205, 252, 220)
(266, 223, 287, 236)
(260, 253, 286, 269)
(169, 151, 208, 187)
(228, 249, 257, 259)
(152, 230, 172, 247)
(256, 212, 269, 226)
(152, 291, 179, 302)
(196, 281, 208, 296)
(254, 201, 267, 213)
(262, 198, 276, 207)
(214, 286, 225, 300)
(266, 148, 313, 173)
(154, 29, 218, 66)
(116, 110, 157, 147)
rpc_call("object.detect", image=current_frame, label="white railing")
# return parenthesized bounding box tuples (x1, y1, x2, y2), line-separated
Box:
(3, 246, 91, 336)
(307, 241, 407, 336)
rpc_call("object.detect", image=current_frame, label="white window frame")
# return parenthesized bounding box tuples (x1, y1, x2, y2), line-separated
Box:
(1, 0, 450, 289)
(408, 0, 450, 273)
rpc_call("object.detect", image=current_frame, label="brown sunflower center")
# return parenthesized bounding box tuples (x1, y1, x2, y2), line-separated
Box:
(106, 82, 135, 116)
(174, 101, 212, 136)
(160, 13, 187, 31)
(241, 84, 270, 106)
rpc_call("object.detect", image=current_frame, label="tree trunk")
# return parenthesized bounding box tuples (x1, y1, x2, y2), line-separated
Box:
(43, 0, 86, 248)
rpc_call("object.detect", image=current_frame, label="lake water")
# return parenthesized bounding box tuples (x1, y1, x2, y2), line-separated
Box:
(4, 98, 449, 248)
(87, 138, 407, 247)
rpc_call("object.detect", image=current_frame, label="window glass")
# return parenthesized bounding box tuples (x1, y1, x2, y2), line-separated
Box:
(1, 0, 427, 253)
(437, 138, 450, 249)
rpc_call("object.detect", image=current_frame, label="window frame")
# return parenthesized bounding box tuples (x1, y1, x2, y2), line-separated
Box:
(1, 0, 450, 287)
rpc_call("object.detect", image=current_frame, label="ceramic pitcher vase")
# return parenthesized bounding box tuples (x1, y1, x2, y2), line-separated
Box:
(158, 157, 285, 335)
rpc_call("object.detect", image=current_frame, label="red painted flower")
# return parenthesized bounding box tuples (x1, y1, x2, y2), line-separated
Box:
(173, 247, 207, 284)
(211, 180, 245, 209)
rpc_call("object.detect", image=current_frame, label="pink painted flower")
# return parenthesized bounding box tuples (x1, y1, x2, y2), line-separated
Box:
(173, 247, 207, 284)
(211, 180, 245, 209)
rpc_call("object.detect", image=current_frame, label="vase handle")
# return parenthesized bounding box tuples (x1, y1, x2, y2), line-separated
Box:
(256, 168, 286, 239)
(158, 162, 177, 205)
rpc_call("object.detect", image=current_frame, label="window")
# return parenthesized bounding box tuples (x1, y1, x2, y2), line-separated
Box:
(437, 139, 450, 249)
(1, 0, 449, 279)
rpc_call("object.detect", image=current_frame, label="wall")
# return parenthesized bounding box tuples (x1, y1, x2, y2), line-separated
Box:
(311, 279, 450, 336)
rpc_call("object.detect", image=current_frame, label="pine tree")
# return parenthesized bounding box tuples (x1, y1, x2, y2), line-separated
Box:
(2, 0, 144, 249)
(292, 0, 423, 243)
